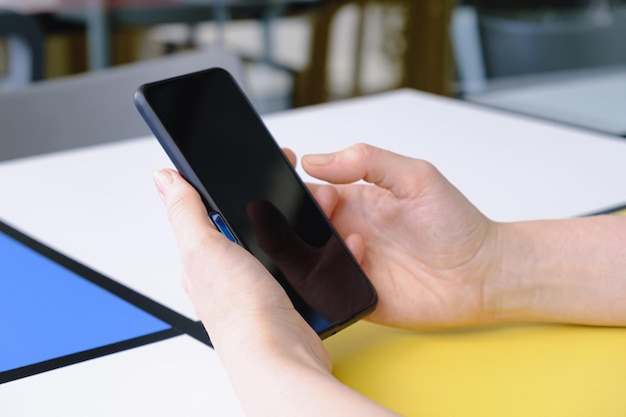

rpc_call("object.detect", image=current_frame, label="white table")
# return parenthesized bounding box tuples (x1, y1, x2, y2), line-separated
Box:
(2, 89, 626, 415)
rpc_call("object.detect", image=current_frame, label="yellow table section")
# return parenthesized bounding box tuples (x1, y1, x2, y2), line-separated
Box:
(325, 321, 626, 417)
(326, 207, 626, 416)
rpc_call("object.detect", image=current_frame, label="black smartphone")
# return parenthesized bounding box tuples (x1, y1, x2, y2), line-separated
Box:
(134, 67, 377, 338)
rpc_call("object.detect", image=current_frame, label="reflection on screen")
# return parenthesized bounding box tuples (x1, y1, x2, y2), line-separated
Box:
(0, 232, 170, 373)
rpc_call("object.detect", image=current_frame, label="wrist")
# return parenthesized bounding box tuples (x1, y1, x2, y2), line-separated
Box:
(483, 217, 626, 326)
(482, 221, 544, 324)
(210, 311, 332, 374)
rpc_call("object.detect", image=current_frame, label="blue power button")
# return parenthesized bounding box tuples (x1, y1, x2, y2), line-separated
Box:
(210, 213, 238, 243)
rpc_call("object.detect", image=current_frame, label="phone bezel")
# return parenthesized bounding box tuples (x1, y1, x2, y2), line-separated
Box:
(134, 67, 378, 338)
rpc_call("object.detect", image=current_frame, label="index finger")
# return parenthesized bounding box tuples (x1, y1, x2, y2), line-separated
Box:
(301, 143, 437, 199)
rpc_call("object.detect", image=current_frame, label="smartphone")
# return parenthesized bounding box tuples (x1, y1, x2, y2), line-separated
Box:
(134, 67, 377, 338)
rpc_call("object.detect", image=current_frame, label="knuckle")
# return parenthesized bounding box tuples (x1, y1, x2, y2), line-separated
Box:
(416, 158, 440, 177)
(166, 193, 189, 226)
(179, 231, 214, 265)
(349, 143, 375, 160)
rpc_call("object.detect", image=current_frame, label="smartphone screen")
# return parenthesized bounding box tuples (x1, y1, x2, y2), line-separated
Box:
(135, 68, 377, 337)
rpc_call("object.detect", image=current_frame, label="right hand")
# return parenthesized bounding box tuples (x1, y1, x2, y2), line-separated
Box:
(301, 144, 501, 329)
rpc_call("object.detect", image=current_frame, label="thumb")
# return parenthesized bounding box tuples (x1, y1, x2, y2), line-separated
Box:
(153, 169, 220, 257)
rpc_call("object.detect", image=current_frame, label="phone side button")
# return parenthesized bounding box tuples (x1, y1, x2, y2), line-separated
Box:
(209, 213, 238, 244)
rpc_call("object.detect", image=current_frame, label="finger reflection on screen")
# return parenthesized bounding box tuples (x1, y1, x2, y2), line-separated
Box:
(247, 199, 372, 323)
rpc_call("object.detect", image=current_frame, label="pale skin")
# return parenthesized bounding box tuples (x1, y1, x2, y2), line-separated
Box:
(153, 143, 626, 417)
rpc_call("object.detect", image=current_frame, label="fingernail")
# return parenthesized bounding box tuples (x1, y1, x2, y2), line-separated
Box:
(304, 153, 335, 166)
(153, 169, 174, 197)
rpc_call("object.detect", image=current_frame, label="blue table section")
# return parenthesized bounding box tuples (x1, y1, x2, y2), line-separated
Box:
(0, 230, 171, 375)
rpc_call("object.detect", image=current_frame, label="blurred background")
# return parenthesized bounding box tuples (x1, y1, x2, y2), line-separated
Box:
(1, 0, 625, 159)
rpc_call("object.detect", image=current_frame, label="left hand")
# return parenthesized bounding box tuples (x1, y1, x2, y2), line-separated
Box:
(153, 168, 331, 372)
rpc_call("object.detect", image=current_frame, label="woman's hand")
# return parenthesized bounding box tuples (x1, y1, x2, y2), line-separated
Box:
(153, 167, 400, 417)
(153, 168, 330, 369)
(302, 143, 626, 329)
(302, 144, 500, 329)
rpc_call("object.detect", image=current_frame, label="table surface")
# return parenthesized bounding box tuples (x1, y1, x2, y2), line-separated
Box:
(2, 89, 626, 416)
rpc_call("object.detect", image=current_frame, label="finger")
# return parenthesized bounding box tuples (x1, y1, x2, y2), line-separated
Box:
(153, 169, 222, 256)
(282, 147, 297, 168)
(309, 183, 339, 219)
(344, 233, 365, 264)
(302, 143, 436, 199)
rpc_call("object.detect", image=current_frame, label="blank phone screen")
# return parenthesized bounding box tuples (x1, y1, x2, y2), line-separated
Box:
(141, 68, 377, 335)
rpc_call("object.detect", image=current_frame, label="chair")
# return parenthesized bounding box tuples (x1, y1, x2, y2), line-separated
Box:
(292, 0, 454, 107)
(450, 4, 626, 136)
(0, 47, 245, 161)
(451, 4, 626, 95)
(0, 9, 46, 90)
